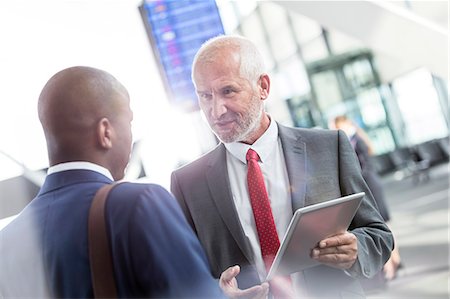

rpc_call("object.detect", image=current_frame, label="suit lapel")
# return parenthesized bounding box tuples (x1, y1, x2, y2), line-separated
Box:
(278, 124, 307, 211)
(205, 144, 254, 264)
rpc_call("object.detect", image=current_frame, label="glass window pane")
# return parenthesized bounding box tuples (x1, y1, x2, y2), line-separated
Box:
(310, 70, 342, 110)
(392, 68, 448, 144)
(286, 97, 315, 128)
(369, 127, 396, 154)
(357, 88, 386, 126)
(343, 58, 376, 90)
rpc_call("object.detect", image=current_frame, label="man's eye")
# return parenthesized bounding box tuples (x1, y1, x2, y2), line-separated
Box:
(223, 89, 234, 95)
(199, 93, 212, 100)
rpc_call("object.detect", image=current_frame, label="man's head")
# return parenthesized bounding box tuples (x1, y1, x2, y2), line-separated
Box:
(38, 66, 133, 181)
(333, 115, 356, 137)
(192, 35, 271, 144)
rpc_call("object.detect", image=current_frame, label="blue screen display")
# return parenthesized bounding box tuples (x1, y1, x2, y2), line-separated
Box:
(141, 0, 225, 111)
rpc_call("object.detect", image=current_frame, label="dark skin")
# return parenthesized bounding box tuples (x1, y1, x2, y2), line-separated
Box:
(38, 66, 133, 181)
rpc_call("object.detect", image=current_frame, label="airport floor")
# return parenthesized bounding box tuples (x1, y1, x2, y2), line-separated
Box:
(366, 163, 449, 299)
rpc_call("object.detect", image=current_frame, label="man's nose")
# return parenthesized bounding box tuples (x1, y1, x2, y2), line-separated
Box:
(211, 97, 227, 119)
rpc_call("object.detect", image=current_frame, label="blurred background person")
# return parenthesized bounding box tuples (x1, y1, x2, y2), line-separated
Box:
(332, 115, 401, 282)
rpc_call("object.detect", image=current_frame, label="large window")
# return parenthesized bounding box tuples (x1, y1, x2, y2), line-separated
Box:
(392, 68, 448, 145)
(306, 51, 396, 153)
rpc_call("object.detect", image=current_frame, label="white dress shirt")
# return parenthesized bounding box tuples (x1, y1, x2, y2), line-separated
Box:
(47, 161, 114, 181)
(224, 119, 292, 281)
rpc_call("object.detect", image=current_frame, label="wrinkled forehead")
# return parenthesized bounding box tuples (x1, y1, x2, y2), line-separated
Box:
(193, 68, 244, 95)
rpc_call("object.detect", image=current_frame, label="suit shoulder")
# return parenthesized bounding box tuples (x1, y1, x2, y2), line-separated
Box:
(172, 143, 223, 175)
(109, 182, 172, 203)
(279, 124, 338, 141)
(106, 182, 181, 221)
(304, 127, 337, 139)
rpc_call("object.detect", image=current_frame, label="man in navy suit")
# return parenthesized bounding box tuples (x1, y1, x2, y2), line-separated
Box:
(0, 66, 225, 298)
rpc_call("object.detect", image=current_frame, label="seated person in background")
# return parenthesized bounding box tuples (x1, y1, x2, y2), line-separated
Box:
(0, 66, 226, 298)
(332, 115, 402, 281)
(170, 35, 394, 299)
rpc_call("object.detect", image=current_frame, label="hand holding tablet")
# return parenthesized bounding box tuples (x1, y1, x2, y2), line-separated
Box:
(310, 230, 359, 270)
(266, 192, 365, 281)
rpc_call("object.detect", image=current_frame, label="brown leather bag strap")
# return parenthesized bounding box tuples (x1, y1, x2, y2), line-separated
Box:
(88, 183, 123, 298)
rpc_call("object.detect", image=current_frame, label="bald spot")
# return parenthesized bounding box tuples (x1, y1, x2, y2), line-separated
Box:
(38, 66, 129, 164)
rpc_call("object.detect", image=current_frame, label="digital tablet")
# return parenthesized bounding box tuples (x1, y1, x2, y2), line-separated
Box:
(266, 192, 365, 281)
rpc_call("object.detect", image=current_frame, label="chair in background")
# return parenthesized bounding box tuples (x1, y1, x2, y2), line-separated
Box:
(436, 137, 449, 161)
(371, 153, 396, 176)
(414, 140, 447, 167)
(372, 136, 449, 184)
(389, 147, 430, 184)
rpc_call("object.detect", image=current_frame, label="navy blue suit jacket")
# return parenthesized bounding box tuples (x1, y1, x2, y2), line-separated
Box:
(0, 169, 223, 298)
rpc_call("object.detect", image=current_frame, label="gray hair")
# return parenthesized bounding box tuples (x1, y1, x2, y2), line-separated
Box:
(191, 35, 266, 83)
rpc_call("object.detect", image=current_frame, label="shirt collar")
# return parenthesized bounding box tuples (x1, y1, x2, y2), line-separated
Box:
(224, 118, 278, 164)
(47, 161, 114, 181)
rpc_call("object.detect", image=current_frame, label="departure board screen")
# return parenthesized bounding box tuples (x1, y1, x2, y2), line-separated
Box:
(140, 0, 225, 111)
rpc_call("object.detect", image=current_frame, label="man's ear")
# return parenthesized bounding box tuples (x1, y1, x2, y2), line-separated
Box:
(259, 74, 270, 100)
(97, 117, 113, 149)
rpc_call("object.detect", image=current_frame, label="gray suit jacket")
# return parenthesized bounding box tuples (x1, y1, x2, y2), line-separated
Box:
(171, 124, 393, 298)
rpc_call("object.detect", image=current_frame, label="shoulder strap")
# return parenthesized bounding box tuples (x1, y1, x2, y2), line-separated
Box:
(88, 183, 122, 298)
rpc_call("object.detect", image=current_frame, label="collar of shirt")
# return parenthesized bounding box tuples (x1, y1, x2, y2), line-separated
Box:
(224, 118, 278, 164)
(47, 161, 114, 181)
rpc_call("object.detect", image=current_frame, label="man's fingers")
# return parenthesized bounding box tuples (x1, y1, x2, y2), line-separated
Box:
(219, 266, 269, 299)
(220, 265, 240, 283)
(312, 244, 356, 256)
(313, 252, 349, 262)
(319, 232, 356, 248)
(312, 232, 358, 269)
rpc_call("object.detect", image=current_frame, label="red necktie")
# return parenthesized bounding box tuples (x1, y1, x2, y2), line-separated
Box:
(246, 149, 294, 299)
